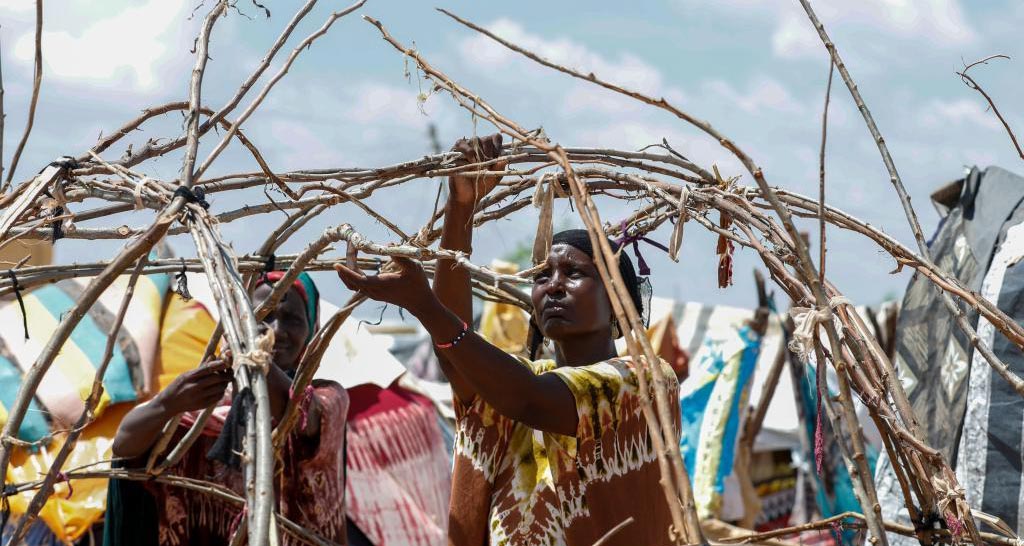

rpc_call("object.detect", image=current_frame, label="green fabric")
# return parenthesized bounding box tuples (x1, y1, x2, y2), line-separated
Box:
(102, 461, 159, 546)
(295, 271, 320, 345)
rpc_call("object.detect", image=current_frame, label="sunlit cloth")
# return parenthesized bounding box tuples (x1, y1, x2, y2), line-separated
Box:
(141, 381, 349, 546)
(3, 404, 131, 543)
(477, 260, 529, 355)
(450, 356, 679, 545)
(877, 167, 1024, 544)
(0, 272, 170, 442)
(344, 382, 450, 546)
(678, 324, 762, 518)
(790, 354, 873, 545)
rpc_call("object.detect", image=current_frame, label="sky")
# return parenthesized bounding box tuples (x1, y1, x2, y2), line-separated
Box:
(0, 0, 1021, 317)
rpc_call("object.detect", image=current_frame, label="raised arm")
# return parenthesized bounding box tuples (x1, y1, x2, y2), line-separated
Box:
(335, 257, 578, 436)
(432, 134, 504, 404)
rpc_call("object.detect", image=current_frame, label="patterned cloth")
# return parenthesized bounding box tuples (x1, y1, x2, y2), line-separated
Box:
(449, 356, 679, 546)
(0, 272, 170, 441)
(345, 383, 451, 546)
(145, 382, 349, 546)
(790, 355, 872, 545)
(678, 324, 761, 518)
(876, 166, 1024, 543)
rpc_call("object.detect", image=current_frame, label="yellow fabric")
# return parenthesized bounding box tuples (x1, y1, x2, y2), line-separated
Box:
(5, 294, 213, 540)
(477, 260, 529, 355)
(6, 403, 131, 541)
(155, 295, 217, 390)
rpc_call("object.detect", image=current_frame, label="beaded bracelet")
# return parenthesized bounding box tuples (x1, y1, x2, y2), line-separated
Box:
(435, 320, 470, 349)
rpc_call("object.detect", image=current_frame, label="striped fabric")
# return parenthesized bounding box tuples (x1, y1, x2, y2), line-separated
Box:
(0, 273, 170, 442)
(679, 323, 763, 517)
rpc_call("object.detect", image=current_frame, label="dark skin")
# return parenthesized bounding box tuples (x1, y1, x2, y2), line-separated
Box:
(334, 134, 618, 437)
(112, 285, 322, 459)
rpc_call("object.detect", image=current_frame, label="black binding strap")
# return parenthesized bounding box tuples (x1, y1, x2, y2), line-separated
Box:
(174, 259, 192, 301)
(260, 253, 276, 283)
(50, 205, 65, 242)
(172, 186, 210, 210)
(7, 270, 29, 340)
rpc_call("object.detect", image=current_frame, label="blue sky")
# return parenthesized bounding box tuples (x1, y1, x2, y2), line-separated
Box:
(0, 0, 1021, 313)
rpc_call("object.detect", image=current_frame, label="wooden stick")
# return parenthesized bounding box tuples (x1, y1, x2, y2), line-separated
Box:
(193, 0, 367, 183)
(3, 0, 42, 188)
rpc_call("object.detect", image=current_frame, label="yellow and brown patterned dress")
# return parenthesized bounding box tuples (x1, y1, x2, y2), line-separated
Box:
(449, 356, 679, 546)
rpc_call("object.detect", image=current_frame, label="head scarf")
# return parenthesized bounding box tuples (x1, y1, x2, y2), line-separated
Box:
(255, 271, 320, 345)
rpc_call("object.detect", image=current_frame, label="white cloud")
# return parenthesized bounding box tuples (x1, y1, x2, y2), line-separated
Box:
(700, 77, 804, 115)
(919, 98, 1002, 131)
(460, 19, 665, 96)
(11, 0, 190, 90)
(344, 81, 448, 126)
(0, 0, 35, 14)
(680, 0, 977, 60)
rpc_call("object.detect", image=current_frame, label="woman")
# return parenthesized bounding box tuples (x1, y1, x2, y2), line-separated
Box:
(334, 134, 680, 545)
(107, 272, 349, 546)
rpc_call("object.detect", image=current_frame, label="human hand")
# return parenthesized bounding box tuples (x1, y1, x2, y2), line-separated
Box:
(334, 252, 436, 315)
(154, 353, 233, 415)
(448, 133, 506, 207)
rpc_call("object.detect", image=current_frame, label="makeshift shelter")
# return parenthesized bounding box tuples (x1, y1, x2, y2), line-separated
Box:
(877, 166, 1024, 543)
(0, 271, 454, 545)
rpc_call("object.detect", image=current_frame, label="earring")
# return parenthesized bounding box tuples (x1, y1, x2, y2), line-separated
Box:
(611, 316, 620, 338)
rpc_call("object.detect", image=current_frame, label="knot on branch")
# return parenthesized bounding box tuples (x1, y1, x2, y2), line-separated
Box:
(55, 471, 73, 499)
(239, 328, 275, 375)
(932, 475, 967, 542)
(788, 296, 850, 360)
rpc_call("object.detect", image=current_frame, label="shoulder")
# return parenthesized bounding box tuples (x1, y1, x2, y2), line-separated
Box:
(311, 380, 350, 410)
(547, 356, 677, 396)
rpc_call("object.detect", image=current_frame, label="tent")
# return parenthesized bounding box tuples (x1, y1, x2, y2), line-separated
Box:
(876, 166, 1024, 543)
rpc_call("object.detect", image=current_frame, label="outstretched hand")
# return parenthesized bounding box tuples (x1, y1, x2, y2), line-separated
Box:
(334, 252, 436, 315)
(449, 133, 506, 207)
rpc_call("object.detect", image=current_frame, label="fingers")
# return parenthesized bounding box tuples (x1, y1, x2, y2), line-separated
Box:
(346, 243, 358, 271)
(334, 263, 368, 292)
(193, 370, 232, 389)
(451, 134, 503, 163)
(196, 359, 230, 377)
(392, 255, 417, 272)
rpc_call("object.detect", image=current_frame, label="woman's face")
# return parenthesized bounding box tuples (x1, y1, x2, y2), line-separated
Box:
(531, 244, 614, 342)
(253, 284, 310, 372)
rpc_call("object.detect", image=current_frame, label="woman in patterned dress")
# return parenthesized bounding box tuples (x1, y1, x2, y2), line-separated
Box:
(107, 272, 349, 546)
(334, 134, 680, 546)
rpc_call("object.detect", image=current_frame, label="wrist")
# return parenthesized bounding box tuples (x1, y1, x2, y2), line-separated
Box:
(149, 393, 178, 419)
(408, 292, 443, 321)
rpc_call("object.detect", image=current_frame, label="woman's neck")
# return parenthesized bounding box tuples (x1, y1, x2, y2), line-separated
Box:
(554, 330, 617, 367)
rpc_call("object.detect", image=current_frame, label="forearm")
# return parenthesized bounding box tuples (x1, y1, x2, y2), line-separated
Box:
(112, 399, 175, 460)
(411, 296, 576, 434)
(435, 199, 474, 322)
(433, 199, 476, 400)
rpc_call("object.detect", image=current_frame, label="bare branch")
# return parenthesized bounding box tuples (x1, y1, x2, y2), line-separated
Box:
(956, 54, 1022, 161)
(3, 0, 43, 188)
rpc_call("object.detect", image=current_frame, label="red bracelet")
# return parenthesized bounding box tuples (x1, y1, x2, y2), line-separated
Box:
(435, 320, 470, 349)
